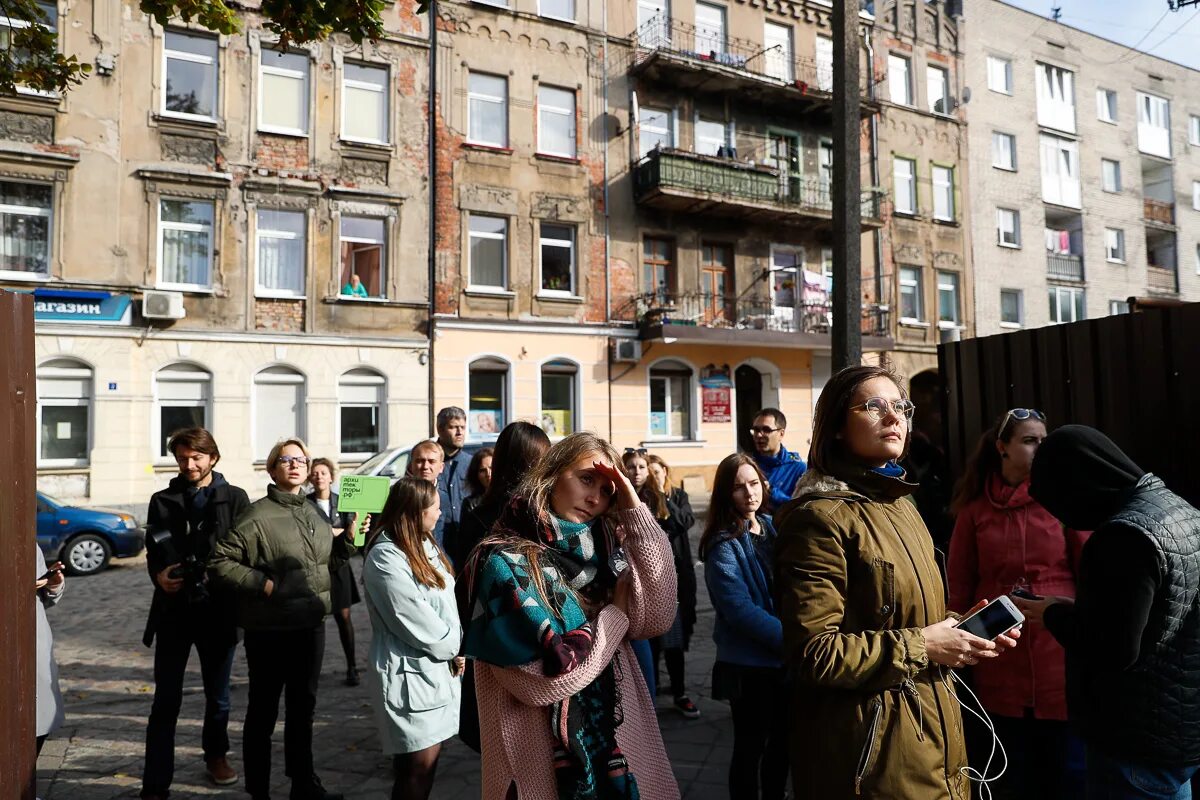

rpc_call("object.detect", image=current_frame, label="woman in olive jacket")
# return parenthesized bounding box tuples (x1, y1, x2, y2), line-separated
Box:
(773, 365, 1021, 799)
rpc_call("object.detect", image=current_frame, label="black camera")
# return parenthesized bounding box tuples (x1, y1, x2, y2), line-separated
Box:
(148, 528, 210, 604)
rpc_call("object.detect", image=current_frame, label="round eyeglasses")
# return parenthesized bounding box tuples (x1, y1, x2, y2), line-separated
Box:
(851, 397, 916, 421)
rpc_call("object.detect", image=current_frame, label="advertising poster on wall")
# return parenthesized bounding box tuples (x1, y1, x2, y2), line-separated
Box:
(700, 366, 733, 424)
(468, 409, 502, 436)
(539, 410, 572, 437)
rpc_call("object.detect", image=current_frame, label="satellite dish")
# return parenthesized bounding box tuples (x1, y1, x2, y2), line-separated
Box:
(961, 86, 972, 104)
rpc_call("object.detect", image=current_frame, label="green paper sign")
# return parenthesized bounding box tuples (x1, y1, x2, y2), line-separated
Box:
(337, 475, 392, 546)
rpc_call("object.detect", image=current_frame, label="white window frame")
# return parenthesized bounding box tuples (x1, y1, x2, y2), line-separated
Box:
(3, 2, 58, 98)
(763, 20, 794, 83)
(36, 359, 92, 468)
(898, 266, 924, 323)
(1137, 91, 1171, 159)
(888, 53, 912, 106)
(538, 358, 581, 440)
(1049, 285, 1085, 324)
(252, 366, 307, 461)
(927, 65, 950, 115)
(467, 72, 509, 148)
(539, 223, 576, 296)
(695, 2, 727, 55)
(1096, 88, 1117, 124)
(468, 214, 508, 290)
(936, 270, 960, 328)
(338, 215, 387, 300)
(538, 0, 575, 22)
(1000, 288, 1023, 328)
(1193, 181, 1200, 211)
(932, 164, 954, 222)
(162, 30, 219, 122)
(537, 85, 577, 158)
(340, 62, 390, 145)
(1190, 115, 1200, 146)
(0, 180, 53, 280)
(1109, 299, 1130, 316)
(992, 131, 1016, 171)
(647, 358, 696, 441)
(255, 208, 306, 298)
(694, 113, 730, 156)
(638, 105, 675, 158)
(815, 35, 833, 92)
(257, 49, 310, 137)
(1035, 62, 1076, 134)
(152, 363, 212, 462)
(1196, 242, 1200, 275)
(156, 197, 214, 291)
(997, 207, 1020, 248)
(1040, 134, 1081, 208)
(1101, 159, 1122, 194)
(337, 368, 386, 459)
(893, 156, 916, 215)
(987, 55, 1012, 95)
(1105, 227, 1126, 263)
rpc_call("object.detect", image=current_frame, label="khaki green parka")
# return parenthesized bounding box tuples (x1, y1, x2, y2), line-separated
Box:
(773, 466, 970, 800)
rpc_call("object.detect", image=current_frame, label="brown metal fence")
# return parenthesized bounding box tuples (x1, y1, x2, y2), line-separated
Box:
(0, 290, 37, 799)
(938, 303, 1200, 508)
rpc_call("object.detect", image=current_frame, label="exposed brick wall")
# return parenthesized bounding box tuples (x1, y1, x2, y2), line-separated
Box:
(255, 298, 305, 332)
(255, 134, 310, 172)
(433, 100, 464, 316)
(609, 257, 637, 322)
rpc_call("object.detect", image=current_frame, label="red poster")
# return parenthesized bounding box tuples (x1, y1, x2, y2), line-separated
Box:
(702, 385, 732, 423)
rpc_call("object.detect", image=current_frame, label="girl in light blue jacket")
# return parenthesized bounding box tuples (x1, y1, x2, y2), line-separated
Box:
(363, 478, 464, 800)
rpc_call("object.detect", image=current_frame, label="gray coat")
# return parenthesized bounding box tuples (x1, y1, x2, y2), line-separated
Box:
(35, 547, 65, 737)
(362, 535, 462, 754)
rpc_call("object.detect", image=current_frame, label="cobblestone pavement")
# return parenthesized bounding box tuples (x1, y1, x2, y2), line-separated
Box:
(37, 497, 745, 800)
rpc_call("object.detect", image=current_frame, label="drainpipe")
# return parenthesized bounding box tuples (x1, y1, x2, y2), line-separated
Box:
(427, 0, 439, 438)
(602, 0, 614, 441)
(865, 30, 884, 319)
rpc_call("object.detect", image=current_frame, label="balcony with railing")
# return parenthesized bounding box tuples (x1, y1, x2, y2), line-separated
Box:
(635, 147, 885, 226)
(627, 16, 878, 118)
(1147, 266, 1178, 294)
(1144, 197, 1175, 227)
(1046, 253, 1084, 282)
(629, 291, 893, 347)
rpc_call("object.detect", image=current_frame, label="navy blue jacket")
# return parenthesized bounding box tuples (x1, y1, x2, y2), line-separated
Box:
(754, 445, 807, 512)
(438, 446, 473, 528)
(704, 515, 783, 668)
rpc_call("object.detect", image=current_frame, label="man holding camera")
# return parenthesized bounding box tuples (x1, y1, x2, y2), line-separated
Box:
(141, 428, 250, 800)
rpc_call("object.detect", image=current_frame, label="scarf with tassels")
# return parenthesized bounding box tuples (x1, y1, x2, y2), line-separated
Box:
(458, 496, 640, 800)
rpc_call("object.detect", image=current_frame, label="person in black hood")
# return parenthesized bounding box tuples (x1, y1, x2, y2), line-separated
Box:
(140, 428, 250, 800)
(1015, 424, 1200, 798)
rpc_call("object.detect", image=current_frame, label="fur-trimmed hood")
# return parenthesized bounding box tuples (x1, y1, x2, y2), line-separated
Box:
(791, 468, 853, 501)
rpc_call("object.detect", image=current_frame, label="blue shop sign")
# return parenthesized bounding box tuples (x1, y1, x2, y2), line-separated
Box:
(31, 288, 132, 326)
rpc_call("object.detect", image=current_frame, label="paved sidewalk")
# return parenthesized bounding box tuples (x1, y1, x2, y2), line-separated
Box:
(37, 497, 742, 799)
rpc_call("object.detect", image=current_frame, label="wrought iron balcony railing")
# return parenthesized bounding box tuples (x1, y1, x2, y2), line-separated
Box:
(633, 291, 891, 337)
(1046, 253, 1084, 282)
(635, 148, 884, 222)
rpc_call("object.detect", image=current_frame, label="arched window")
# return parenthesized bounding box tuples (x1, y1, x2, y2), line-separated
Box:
(468, 357, 509, 438)
(648, 359, 693, 440)
(540, 359, 578, 438)
(254, 366, 306, 457)
(339, 368, 386, 457)
(155, 363, 212, 458)
(37, 358, 92, 466)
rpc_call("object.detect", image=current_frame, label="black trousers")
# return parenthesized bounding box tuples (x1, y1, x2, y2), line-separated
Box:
(967, 709, 1078, 800)
(242, 626, 325, 796)
(725, 664, 790, 800)
(141, 622, 236, 795)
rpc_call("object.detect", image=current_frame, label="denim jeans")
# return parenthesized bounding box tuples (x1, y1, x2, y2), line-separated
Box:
(141, 623, 236, 796)
(1086, 747, 1200, 800)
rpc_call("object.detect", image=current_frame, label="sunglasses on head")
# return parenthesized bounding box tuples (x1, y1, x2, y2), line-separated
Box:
(624, 447, 648, 456)
(999, 408, 1046, 436)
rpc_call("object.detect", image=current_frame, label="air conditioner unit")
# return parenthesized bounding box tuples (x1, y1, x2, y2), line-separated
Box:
(142, 290, 186, 320)
(613, 339, 642, 363)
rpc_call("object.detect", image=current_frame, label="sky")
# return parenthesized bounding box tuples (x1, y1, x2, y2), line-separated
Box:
(998, 0, 1200, 71)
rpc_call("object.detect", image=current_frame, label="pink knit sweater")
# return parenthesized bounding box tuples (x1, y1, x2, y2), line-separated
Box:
(474, 504, 681, 800)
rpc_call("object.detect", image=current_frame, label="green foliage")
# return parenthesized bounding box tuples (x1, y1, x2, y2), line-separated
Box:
(0, 0, 400, 96)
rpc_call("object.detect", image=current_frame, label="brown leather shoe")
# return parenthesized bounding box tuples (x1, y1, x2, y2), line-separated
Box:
(206, 755, 239, 786)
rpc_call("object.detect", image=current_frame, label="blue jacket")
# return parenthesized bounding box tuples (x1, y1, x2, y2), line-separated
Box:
(754, 445, 807, 512)
(704, 516, 783, 668)
(438, 447, 473, 528)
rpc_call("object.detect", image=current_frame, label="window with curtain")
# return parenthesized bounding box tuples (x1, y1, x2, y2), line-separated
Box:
(155, 363, 211, 457)
(1035, 62, 1075, 133)
(1102, 159, 1122, 193)
(1105, 228, 1125, 262)
(893, 157, 916, 215)
(254, 366, 305, 458)
(649, 359, 693, 439)
(1000, 289, 1023, 326)
(540, 360, 577, 437)
(986, 55, 1011, 94)
(899, 266, 923, 322)
(256, 209, 305, 296)
(164, 31, 218, 119)
(37, 358, 91, 466)
(888, 54, 911, 105)
(537, 85, 576, 158)
(342, 62, 389, 143)
(540, 223, 575, 293)
(763, 21, 793, 82)
(259, 50, 309, 134)
(468, 72, 508, 147)
(468, 358, 508, 437)
(694, 116, 729, 156)
(469, 214, 507, 287)
(339, 368, 385, 456)
(639, 106, 672, 158)
(339, 215, 386, 298)
(0, 180, 52, 276)
(932, 165, 954, 221)
(997, 208, 1020, 247)
(991, 132, 1016, 170)
(158, 198, 214, 288)
(937, 270, 960, 326)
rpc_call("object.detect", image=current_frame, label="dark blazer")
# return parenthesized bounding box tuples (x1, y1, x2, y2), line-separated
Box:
(143, 472, 250, 647)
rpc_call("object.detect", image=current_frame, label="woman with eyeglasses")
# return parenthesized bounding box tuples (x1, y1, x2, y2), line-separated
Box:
(773, 365, 1021, 799)
(947, 409, 1087, 800)
(210, 438, 356, 800)
(623, 448, 700, 718)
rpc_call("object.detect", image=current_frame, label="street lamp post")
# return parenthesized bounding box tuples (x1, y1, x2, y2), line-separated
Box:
(831, 0, 863, 371)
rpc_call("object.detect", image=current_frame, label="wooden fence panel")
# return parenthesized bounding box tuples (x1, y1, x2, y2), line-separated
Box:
(0, 290, 36, 799)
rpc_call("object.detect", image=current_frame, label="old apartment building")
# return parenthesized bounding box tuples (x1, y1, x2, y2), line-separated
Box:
(873, 0, 971, 381)
(7, 0, 432, 505)
(965, 0, 1200, 336)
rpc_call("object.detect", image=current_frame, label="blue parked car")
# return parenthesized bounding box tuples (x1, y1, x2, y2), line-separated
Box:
(36, 491, 146, 576)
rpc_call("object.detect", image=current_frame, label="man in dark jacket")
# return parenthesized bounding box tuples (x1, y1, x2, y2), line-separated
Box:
(435, 406, 471, 550)
(1016, 425, 1200, 797)
(750, 407, 806, 513)
(140, 428, 250, 800)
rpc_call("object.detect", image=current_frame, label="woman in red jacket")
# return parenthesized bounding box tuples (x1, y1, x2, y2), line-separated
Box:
(948, 408, 1087, 800)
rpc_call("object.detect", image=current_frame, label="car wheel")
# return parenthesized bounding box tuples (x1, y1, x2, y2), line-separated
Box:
(63, 533, 111, 576)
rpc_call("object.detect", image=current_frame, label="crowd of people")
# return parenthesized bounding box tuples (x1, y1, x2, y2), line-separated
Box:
(31, 366, 1200, 800)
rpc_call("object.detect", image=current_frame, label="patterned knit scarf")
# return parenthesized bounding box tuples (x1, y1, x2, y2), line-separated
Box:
(459, 496, 640, 800)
